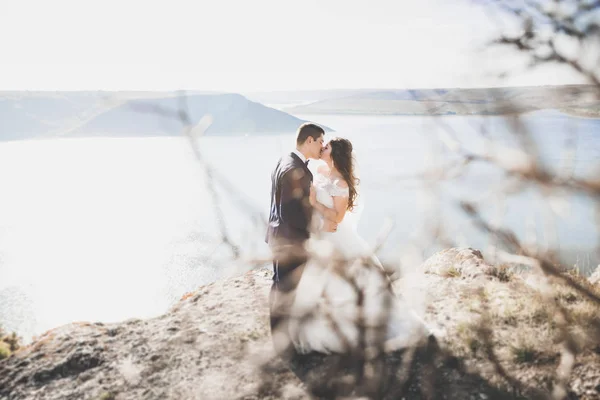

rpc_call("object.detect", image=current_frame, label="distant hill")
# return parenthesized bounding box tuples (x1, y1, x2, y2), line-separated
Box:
(0, 92, 115, 140)
(280, 85, 600, 117)
(243, 89, 373, 109)
(0, 92, 332, 141)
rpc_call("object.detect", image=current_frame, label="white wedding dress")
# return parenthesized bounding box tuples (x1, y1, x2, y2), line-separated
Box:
(288, 168, 430, 354)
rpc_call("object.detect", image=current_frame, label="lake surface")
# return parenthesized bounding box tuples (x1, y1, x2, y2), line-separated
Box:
(1, 111, 599, 341)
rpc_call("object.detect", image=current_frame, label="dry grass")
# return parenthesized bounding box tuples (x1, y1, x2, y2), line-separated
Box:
(510, 341, 539, 364)
(179, 291, 196, 302)
(443, 265, 462, 278)
(455, 321, 484, 356)
(0, 341, 10, 360)
(98, 392, 116, 400)
(427, 269, 599, 393)
(489, 264, 514, 283)
(0, 327, 21, 360)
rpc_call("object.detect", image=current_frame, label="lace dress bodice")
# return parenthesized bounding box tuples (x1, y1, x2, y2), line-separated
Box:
(313, 173, 349, 209)
(311, 172, 353, 238)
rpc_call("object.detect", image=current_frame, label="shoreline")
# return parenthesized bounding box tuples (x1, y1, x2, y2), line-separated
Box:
(289, 108, 600, 119)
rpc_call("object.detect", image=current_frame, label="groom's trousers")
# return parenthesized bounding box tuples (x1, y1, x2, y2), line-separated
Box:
(269, 243, 307, 357)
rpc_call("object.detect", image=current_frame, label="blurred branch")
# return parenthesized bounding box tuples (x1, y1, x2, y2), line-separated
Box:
(461, 201, 600, 305)
(485, 0, 600, 87)
(129, 93, 242, 259)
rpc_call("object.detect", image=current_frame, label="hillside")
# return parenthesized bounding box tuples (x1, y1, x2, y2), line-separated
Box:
(0, 92, 116, 140)
(1, 248, 599, 399)
(281, 85, 600, 117)
(74, 93, 326, 136)
(0, 92, 330, 141)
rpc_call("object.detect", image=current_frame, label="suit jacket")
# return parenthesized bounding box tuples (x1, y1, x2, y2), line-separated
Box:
(265, 152, 313, 247)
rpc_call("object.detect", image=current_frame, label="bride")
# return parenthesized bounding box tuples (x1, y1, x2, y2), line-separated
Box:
(288, 137, 431, 354)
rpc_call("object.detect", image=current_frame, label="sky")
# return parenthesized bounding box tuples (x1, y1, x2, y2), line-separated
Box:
(0, 0, 587, 91)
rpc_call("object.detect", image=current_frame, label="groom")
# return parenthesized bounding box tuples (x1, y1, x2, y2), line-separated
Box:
(266, 122, 336, 351)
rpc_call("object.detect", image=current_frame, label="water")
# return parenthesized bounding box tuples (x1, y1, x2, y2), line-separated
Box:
(1, 110, 599, 341)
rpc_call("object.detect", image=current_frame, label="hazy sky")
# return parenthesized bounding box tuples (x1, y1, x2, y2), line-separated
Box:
(0, 0, 586, 91)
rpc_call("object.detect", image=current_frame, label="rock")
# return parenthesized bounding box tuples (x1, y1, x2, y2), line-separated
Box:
(0, 269, 281, 400)
(32, 348, 103, 384)
(421, 248, 497, 280)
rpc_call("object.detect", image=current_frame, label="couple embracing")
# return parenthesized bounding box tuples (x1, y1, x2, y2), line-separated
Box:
(266, 123, 430, 356)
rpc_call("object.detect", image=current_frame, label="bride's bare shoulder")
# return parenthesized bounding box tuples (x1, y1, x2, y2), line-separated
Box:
(317, 164, 329, 175)
(335, 179, 349, 188)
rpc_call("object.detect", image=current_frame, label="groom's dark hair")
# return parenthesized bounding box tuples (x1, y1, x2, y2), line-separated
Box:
(296, 123, 324, 145)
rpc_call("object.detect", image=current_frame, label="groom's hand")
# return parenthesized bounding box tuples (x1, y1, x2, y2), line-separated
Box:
(323, 219, 338, 233)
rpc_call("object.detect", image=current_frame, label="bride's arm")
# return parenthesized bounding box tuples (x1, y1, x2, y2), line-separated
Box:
(309, 187, 337, 232)
(314, 196, 348, 224)
(310, 181, 349, 224)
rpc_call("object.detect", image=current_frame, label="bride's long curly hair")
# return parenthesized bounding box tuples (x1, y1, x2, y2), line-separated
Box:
(329, 137, 360, 211)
